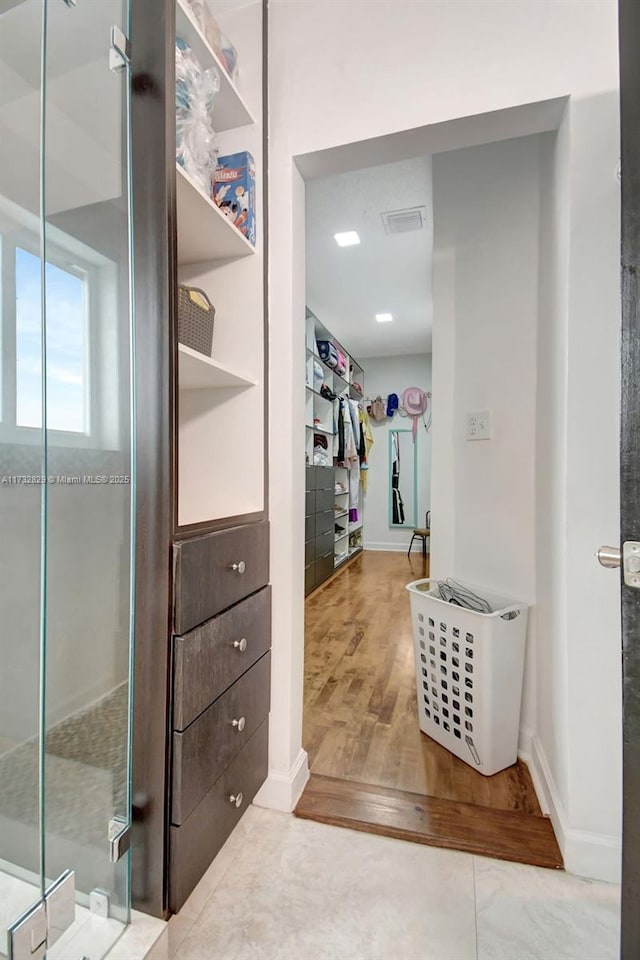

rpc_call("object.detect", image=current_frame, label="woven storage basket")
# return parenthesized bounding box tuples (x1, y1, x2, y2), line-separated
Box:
(178, 285, 215, 357)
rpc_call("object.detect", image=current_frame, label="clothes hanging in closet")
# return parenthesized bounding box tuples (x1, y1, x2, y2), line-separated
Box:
(391, 430, 405, 524)
(347, 398, 361, 521)
(359, 407, 374, 493)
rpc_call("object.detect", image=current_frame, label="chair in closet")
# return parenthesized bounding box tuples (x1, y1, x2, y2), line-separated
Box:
(408, 510, 431, 559)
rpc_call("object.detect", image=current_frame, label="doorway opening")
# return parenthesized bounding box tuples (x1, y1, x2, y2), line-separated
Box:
(295, 115, 579, 871)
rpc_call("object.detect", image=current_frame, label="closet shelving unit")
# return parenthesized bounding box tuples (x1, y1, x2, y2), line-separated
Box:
(130, 0, 271, 921)
(305, 310, 365, 594)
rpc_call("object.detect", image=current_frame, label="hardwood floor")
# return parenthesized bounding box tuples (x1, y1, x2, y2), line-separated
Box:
(296, 775, 562, 870)
(303, 550, 541, 814)
(299, 550, 562, 868)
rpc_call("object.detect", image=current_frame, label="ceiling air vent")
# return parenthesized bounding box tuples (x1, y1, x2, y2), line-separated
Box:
(381, 206, 427, 235)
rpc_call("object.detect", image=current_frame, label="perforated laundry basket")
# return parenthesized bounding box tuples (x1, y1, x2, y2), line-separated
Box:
(406, 579, 529, 776)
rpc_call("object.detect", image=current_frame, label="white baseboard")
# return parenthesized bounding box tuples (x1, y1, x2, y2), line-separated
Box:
(253, 748, 309, 813)
(363, 541, 412, 553)
(518, 734, 621, 884)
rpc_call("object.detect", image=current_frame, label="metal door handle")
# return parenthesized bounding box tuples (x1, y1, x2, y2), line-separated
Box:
(597, 545, 621, 568)
(597, 541, 640, 588)
(231, 561, 246, 574)
(233, 637, 247, 652)
(231, 716, 246, 732)
(229, 792, 243, 808)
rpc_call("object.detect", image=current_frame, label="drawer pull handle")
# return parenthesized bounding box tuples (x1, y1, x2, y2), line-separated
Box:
(232, 716, 246, 732)
(233, 637, 248, 653)
(229, 792, 243, 808)
(231, 561, 246, 574)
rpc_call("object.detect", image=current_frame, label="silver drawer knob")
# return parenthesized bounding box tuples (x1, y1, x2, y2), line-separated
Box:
(232, 716, 246, 732)
(229, 792, 243, 808)
(231, 561, 246, 574)
(233, 637, 247, 652)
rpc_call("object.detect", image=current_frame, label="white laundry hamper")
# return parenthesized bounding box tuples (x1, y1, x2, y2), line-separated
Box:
(405, 579, 529, 776)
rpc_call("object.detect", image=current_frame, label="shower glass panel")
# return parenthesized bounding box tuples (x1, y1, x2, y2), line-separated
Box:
(1, 1, 135, 957)
(0, 3, 46, 955)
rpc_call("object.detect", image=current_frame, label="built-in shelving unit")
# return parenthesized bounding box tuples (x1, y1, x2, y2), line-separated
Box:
(176, 0, 254, 131)
(178, 344, 255, 390)
(165, 0, 270, 920)
(175, 0, 264, 528)
(176, 165, 255, 265)
(305, 310, 365, 589)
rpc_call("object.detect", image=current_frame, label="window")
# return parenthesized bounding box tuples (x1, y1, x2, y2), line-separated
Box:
(15, 247, 87, 433)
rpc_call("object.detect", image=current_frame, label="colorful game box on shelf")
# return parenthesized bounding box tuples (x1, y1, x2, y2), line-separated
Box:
(213, 151, 256, 245)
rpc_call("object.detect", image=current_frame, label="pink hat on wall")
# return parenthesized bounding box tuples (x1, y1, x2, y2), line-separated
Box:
(401, 387, 428, 440)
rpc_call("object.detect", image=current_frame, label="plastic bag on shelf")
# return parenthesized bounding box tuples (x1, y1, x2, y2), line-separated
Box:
(183, 0, 239, 83)
(175, 37, 220, 194)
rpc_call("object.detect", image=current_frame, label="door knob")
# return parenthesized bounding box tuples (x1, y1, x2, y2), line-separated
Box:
(232, 716, 246, 732)
(231, 561, 246, 574)
(229, 792, 243, 808)
(597, 545, 621, 569)
(233, 637, 247, 652)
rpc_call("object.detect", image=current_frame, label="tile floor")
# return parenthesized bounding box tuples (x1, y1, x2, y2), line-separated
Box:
(146, 806, 621, 960)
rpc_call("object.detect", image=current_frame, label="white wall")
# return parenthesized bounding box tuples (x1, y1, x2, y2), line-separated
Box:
(359, 354, 432, 552)
(431, 135, 542, 742)
(266, 0, 621, 881)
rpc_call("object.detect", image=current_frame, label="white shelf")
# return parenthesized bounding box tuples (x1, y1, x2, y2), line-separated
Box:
(178, 343, 255, 389)
(176, 0, 254, 131)
(334, 489, 348, 496)
(334, 510, 348, 519)
(176, 165, 255, 265)
(335, 532, 349, 543)
(349, 521, 363, 532)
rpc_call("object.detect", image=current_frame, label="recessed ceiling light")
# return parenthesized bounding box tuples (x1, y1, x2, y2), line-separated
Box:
(334, 231, 360, 247)
(376, 313, 393, 323)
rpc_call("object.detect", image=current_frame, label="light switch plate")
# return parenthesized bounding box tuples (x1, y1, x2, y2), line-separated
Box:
(466, 411, 491, 440)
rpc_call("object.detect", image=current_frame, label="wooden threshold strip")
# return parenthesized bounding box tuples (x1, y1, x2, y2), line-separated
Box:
(295, 774, 563, 870)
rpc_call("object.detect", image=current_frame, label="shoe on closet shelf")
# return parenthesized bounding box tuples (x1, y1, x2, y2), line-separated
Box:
(335, 482, 347, 494)
(335, 523, 346, 535)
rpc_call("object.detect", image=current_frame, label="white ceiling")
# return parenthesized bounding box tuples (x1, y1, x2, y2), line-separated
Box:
(305, 156, 433, 359)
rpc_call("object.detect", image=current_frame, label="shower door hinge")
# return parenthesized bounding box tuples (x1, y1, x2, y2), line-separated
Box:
(8, 870, 75, 960)
(109, 25, 131, 73)
(109, 816, 131, 863)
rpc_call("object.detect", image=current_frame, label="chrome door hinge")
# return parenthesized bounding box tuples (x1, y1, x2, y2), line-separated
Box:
(110, 25, 131, 73)
(8, 871, 75, 960)
(597, 541, 640, 588)
(109, 816, 131, 863)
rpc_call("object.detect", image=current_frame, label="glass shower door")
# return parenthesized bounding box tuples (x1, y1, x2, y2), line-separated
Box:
(2, 1, 136, 957)
(0, 3, 47, 956)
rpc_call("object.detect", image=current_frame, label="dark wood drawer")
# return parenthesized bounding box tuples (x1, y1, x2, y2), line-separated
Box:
(305, 466, 317, 491)
(305, 562, 316, 594)
(172, 652, 271, 825)
(169, 719, 268, 913)
(305, 514, 315, 541)
(305, 490, 316, 516)
(315, 507, 333, 535)
(173, 521, 269, 634)
(173, 586, 271, 731)
(316, 487, 333, 511)
(315, 467, 334, 491)
(315, 529, 334, 560)
(317, 552, 334, 583)
(305, 538, 315, 565)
